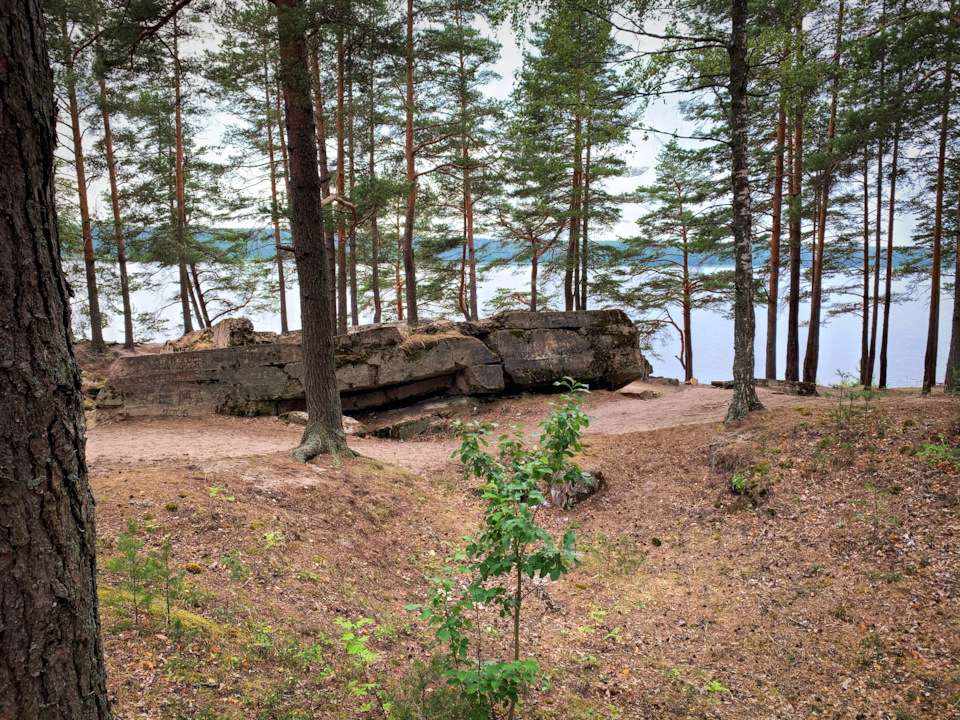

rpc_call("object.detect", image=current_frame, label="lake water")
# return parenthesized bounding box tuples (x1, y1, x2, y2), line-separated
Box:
(98, 264, 954, 389)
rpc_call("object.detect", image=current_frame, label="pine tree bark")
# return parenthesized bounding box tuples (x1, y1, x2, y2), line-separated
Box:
(347, 52, 359, 327)
(190, 263, 211, 327)
(725, 0, 764, 423)
(457, 21, 479, 321)
(879, 112, 901, 388)
(860, 154, 871, 385)
(275, 0, 353, 459)
(802, 0, 843, 385)
(784, 111, 802, 383)
(865, 9, 888, 387)
(1, 0, 111, 714)
(99, 71, 134, 349)
(565, 110, 583, 312)
(64, 22, 106, 353)
(310, 45, 338, 331)
(336, 31, 348, 335)
(945, 164, 960, 392)
(765, 106, 786, 379)
(581, 136, 591, 311)
(682, 227, 693, 382)
(402, 0, 419, 325)
(173, 18, 193, 335)
(264, 58, 288, 334)
(531, 235, 539, 312)
(368, 59, 382, 324)
(922, 51, 952, 394)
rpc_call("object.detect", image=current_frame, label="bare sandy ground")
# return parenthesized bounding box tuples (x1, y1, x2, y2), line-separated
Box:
(85, 384, 832, 476)
(585, 384, 830, 435)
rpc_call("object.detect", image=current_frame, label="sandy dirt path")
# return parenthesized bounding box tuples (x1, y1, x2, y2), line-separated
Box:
(585, 385, 829, 435)
(86, 385, 831, 476)
(85, 415, 460, 477)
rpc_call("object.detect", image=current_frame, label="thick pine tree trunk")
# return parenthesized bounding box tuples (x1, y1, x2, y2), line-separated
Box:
(725, 0, 764, 423)
(802, 0, 843, 385)
(922, 52, 952, 394)
(402, 0, 419, 325)
(264, 58, 288, 334)
(310, 46, 338, 331)
(765, 106, 786, 380)
(1, 0, 111, 714)
(65, 27, 106, 353)
(99, 72, 134, 349)
(275, 0, 352, 459)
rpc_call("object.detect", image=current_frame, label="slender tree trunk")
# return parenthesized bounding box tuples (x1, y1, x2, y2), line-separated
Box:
(276, 0, 352, 459)
(581, 135, 591, 311)
(347, 50, 358, 327)
(173, 19, 193, 335)
(265, 58, 288, 334)
(531, 236, 539, 312)
(945, 162, 960, 392)
(682, 234, 693, 382)
(464, 162, 478, 320)
(866, 0, 887, 387)
(336, 31, 348, 335)
(64, 26, 106, 352)
(99, 71, 134, 349)
(879, 112, 901, 388)
(368, 59, 382, 323)
(866, 139, 884, 387)
(186, 269, 205, 329)
(458, 237, 469, 320)
(396, 205, 404, 320)
(455, 9, 478, 320)
(402, 0, 419, 324)
(310, 45, 338, 331)
(725, 0, 764, 422)
(802, 0, 843, 385)
(860, 153, 871, 385)
(766, 106, 786, 379)
(565, 105, 583, 312)
(1, 0, 111, 713)
(785, 110, 803, 383)
(275, 73, 292, 198)
(922, 52, 952, 393)
(190, 263, 211, 327)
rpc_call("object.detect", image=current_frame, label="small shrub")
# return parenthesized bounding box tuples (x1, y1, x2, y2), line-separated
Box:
(411, 379, 585, 719)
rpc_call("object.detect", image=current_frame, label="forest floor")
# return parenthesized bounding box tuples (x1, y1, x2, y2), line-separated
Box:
(84, 376, 960, 720)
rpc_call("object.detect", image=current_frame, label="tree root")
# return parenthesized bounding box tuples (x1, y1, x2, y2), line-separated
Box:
(290, 422, 357, 463)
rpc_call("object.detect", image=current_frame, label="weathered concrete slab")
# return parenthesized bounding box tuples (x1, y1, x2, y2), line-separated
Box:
(95, 310, 650, 422)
